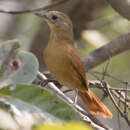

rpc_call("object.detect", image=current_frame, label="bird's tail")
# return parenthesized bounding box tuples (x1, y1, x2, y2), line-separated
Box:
(78, 89, 112, 118)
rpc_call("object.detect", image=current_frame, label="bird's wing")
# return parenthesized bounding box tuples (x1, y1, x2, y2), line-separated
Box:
(68, 45, 88, 90)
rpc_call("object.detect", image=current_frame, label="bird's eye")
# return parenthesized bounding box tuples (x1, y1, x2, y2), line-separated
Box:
(51, 15, 58, 20)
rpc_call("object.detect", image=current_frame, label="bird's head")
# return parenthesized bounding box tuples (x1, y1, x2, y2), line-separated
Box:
(35, 11, 73, 32)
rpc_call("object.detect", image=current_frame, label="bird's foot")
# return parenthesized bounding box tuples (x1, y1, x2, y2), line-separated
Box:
(40, 79, 59, 87)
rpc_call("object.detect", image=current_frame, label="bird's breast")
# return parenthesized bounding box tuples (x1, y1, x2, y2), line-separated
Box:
(43, 41, 80, 89)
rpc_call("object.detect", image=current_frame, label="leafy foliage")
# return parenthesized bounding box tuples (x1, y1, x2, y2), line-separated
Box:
(0, 84, 77, 120)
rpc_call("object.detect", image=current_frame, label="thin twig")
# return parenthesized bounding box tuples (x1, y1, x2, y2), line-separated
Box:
(110, 88, 130, 92)
(88, 70, 130, 86)
(88, 81, 130, 107)
(102, 82, 130, 126)
(124, 81, 128, 114)
(88, 71, 101, 81)
(117, 98, 121, 130)
(101, 57, 111, 81)
(33, 71, 112, 130)
(111, 90, 130, 108)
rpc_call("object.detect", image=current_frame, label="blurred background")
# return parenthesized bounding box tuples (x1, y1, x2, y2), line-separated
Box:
(0, 0, 130, 129)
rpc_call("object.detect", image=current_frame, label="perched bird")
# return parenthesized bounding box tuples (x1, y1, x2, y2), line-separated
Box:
(35, 11, 112, 118)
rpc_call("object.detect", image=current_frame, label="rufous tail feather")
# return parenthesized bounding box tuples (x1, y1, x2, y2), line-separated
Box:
(78, 89, 112, 118)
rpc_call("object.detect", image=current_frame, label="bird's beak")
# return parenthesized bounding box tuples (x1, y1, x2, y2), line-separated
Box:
(35, 12, 47, 19)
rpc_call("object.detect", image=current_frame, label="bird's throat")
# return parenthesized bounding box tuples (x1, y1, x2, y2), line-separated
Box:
(50, 27, 74, 43)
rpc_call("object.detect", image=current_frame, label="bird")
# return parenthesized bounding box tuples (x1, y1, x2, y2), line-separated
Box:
(35, 11, 112, 118)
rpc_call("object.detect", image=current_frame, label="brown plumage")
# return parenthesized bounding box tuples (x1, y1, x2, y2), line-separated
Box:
(36, 11, 112, 118)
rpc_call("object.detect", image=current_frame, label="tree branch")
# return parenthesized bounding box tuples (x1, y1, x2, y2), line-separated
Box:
(0, 0, 70, 14)
(106, 0, 130, 20)
(33, 71, 112, 130)
(82, 33, 130, 70)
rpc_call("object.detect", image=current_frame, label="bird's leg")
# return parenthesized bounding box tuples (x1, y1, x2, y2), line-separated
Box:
(63, 89, 73, 93)
(101, 91, 108, 101)
(73, 89, 79, 106)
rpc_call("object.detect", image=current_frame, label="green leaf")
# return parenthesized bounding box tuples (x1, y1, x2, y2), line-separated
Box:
(7, 50, 39, 85)
(0, 39, 20, 81)
(0, 94, 59, 130)
(0, 85, 77, 120)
